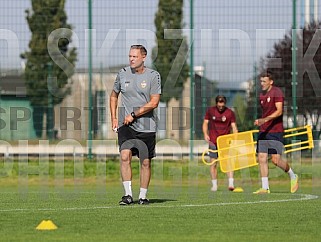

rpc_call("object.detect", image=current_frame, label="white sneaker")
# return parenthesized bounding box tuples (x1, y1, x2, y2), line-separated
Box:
(211, 185, 218, 192)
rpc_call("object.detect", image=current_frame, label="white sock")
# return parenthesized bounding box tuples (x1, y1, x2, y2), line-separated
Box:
(123, 181, 132, 197)
(262, 177, 269, 190)
(139, 188, 148, 199)
(211, 179, 217, 187)
(287, 168, 296, 179)
(228, 178, 234, 188)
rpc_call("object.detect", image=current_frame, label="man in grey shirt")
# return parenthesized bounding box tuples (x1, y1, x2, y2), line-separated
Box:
(110, 45, 161, 205)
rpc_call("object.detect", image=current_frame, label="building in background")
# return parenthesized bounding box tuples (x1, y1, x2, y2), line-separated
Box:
(55, 67, 118, 141)
(215, 81, 248, 108)
(0, 70, 37, 140)
(0, 66, 250, 142)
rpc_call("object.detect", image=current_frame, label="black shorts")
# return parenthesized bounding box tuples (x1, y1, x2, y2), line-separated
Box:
(256, 132, 284, 154)
(208, 143, 218, 159)
(118, 125, 156, 161)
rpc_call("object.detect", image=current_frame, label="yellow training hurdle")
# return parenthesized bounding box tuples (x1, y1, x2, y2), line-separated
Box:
(202, 125, 314, 173)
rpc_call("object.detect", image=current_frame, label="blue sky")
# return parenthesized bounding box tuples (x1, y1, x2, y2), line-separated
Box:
(0, 0, 316, 84)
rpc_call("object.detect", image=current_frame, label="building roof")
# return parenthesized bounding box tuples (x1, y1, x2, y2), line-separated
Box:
(75, 65, 125, 74)
(217, 81, 249, 91)
(0, 73, 26, 96)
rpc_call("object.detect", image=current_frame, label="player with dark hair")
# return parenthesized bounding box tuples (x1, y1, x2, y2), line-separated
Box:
(253, 72, 298, 194)
(202, 95, 238, 191)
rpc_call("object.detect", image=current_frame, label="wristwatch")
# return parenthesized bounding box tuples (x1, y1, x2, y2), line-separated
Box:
(130, 112, 136, 119)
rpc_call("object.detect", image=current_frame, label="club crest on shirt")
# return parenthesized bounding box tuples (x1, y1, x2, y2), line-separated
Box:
(267, 97, 271, 103)
(212, 116, 216, 120)
(141, 81, 147, 88)
(222, 116, 226, 122)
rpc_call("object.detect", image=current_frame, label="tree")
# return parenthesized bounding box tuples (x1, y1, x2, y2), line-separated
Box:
(152, 0, 189, 103)
(253, 22, 321, 139)
(21, 0, 77, 138)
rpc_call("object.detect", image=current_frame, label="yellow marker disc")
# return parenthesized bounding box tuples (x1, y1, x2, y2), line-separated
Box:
(233, 187, 244, 193)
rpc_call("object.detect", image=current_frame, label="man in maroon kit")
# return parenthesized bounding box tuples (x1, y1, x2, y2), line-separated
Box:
(202, 95, 238, 191)
(253, 72, 299, 194)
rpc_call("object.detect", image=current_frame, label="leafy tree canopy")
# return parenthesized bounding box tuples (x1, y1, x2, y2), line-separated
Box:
(152, 0, 189, 103)
(22, 0, 77, 107)
(254, 22, 321, 137)
(21, 0, 77, 137)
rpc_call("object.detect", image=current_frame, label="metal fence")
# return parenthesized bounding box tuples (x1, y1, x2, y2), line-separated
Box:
(0, 0, 320, 144)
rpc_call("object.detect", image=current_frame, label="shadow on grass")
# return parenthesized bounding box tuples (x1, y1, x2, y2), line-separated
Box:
(148, 198, 177, 204)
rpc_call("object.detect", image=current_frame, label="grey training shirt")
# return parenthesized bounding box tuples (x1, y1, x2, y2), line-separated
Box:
(113, 66, 162, 132)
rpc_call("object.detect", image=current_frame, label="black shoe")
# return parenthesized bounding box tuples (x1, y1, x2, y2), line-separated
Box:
(138, 198, 149, 205)
(119, 195, 134, 205)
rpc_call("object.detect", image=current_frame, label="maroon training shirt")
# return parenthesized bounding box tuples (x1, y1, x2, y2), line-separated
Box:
(204, 107, 236, 145)
(259, 86, 284, 133)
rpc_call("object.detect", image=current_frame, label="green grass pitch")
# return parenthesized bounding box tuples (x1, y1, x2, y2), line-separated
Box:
(0, 158, 320, 242)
